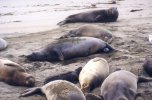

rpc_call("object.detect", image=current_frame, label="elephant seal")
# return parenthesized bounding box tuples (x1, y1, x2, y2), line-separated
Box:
(44, 67, 82, 84)
(85, 70, 152, 100)
(0, 38, 7, 51)
(79, 57, 109, 92)
(143, 58, 152, 76)
(26, 37, 115, 62)
(20, 80, 86, 100)
(57, 7, 118, 25)
(59, 25, 113, 43)
(0, 59, 35, 86)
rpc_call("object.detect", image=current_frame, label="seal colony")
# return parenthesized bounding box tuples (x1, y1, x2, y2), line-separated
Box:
(26, 37, 115, 62)
(57, 7, 119, 25)
(0, 59, 35, 87)
(20, 80, 86, 100)
(1, 4, 152, 100)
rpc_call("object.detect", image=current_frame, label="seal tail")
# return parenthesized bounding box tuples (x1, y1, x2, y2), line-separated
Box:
(19, 87, 41, 97)
(75, 67, 82, 75)
(57, 20, 67, 26)
(59, 34, 68, 39)
(138, 76, 152, 83)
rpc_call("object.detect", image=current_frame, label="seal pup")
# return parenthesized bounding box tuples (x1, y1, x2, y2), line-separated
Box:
(79, 57, 109, 92)
(44, 67, 82, 84)
(85, 70, 152, 100)
(0, 59, 35, 86)
(57, 7, 118, 25)
(0, 38, 7, 51)
(59, 25, 113, 43)
(143, 58, 152, 76)
(26, 37, 115, 62)
(20, 80, 86, 100)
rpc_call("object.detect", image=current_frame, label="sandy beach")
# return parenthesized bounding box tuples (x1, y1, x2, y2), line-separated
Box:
(0, 0, 152, 100)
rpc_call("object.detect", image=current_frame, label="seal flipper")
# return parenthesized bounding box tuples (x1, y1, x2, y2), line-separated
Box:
(95, 15, 104, 22)
(2, 59, 20, 67)
(138, 76, 152, 83)
(85, 93, 103, 100)
(54, 49, 64, 61)
(59, 33, 69, 39)
(57, 20, 67, 26)
(19, 87, 41, 97)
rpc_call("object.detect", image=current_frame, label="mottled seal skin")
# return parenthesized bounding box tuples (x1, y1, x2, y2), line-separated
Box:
(20, 80, 86, 100)
(143, 58, 152, 76)
(79, 57, 109, 92)
(0, 59, 35, 87)
(44, 67, 82, 84)
(0, 38, 8, 51)
(57, 7, 119, 25)
(85, 70, 152, 100)
(26, 37, 115, 62)
(59, 25, 113, 43)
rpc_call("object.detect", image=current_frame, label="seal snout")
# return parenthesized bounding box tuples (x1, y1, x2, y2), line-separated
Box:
(81, 83, 90, 92)
(26, 76, 35, 87)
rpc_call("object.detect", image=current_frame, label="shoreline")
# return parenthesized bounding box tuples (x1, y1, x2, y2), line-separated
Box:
(0, 0, 117, 36)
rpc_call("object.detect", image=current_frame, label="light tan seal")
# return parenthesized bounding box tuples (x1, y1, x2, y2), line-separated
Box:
(86, 70, 152, 100)
(0, 38, 7, 51)
(20, 80, 86, 100)
(59, 25, 113, 43)
(79, 57, 109, 92)
(0, 59, 35, 86)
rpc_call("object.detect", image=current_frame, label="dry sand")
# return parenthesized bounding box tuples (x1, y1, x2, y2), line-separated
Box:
(0, 0, 152, 100)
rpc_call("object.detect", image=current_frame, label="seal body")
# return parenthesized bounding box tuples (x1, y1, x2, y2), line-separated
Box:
(59, 25, 113, 43)
(27, 37, 115, 62)
(143, 58, 152, 76)
(100, 70, 137, 100)
(20, 80, 86, 100)
(79, 57, 109, 92)
(0, 38, 7, 50)
(85, 70, 152, 100)
(0, 59, 35, 86)
(57, 7, 118, 25)
(44, 67, 82, 84)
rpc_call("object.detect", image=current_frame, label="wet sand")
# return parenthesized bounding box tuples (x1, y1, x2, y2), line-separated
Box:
(0, 0, 152, 100)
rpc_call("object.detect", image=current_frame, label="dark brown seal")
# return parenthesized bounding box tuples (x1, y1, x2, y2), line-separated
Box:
(26, 37, 115, 62)
(0, 59, 35, 86)
(57, 7, 118, 25)
(59, 25, 113, 43)
(143, 58, 152, 76)
(44, 67, 82, 84)
(20, 80, 86, 100)
(85, 70, 152, 100)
